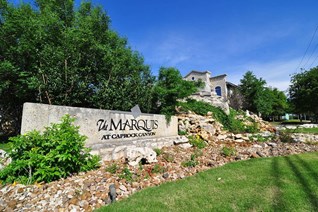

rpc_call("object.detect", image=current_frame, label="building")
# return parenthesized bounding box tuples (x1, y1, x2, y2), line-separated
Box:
(184, 70, 237, 101)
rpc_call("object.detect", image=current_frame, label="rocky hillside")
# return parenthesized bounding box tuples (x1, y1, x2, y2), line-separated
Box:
(1, 111, 318, 211)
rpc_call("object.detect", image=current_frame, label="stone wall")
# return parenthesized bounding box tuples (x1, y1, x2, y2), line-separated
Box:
(21, 103, 178, 160)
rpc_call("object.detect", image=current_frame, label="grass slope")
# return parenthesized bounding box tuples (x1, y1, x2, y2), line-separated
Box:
(97, 152, 318, 212)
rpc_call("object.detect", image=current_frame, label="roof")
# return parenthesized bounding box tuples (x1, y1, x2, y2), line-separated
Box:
(184, 70, 211, 78)
(210, 74, 227, 80)
(226, 81, 238, 87)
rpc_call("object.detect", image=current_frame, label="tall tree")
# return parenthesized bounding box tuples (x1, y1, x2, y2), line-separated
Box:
(153, 67, 201, 116)
(0, 0, 154, 138)
(239, 71, 266, 114)
(289, 67, 318, 121)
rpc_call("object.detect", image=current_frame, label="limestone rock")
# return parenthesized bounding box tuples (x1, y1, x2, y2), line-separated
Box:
(125, 147, 157, 166)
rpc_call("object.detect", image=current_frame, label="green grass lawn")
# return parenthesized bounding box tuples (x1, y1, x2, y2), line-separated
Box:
(97, 152, 318, 212)
(283, 127, 318, 134)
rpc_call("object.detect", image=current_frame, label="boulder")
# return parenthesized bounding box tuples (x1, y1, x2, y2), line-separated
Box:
(125, 147, 157, 166)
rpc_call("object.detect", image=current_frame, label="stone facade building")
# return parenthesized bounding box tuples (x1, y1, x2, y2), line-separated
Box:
(184, 70, 238, 114)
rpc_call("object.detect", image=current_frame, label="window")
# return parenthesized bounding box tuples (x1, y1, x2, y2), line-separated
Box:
(215, 86, 221, 96)
(192, 77, 195, 80)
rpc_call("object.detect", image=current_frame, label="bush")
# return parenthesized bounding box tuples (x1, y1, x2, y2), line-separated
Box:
(178, 130, 187, 136)
(119, 166, 133, 182)
(182, 154, 199, 167)
(153, 148, 162, 156)
(279, 131, 295, 143)
(188, 135, 206, 149)
(221, 146, 236, 157)
(151, 164, 165, 174)
(106, 163, 119, 174)
(0, 115, 100, 185)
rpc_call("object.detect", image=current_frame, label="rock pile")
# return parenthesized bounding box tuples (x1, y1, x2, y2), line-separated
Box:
(0, 112, 317, 211)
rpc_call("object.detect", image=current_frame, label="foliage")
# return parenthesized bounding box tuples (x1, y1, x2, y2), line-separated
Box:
(153, 148, 162, 156)
(151, 164, 165, 174)
(178, 99, 260, 133)
(249, 134, 275, 142)
(152, 67, 202, 116)
(105, 163, 119, 174)
(119, 166, 133, 182)
(0, 142, 11, 152)
(97, 152, 318, 212)
(289, 67, 318, 121)
(182, 154, 198, 167)
(188, 135, 206, 149)
(221, 146, 236, 157)
(278, 131, 295, 143)
(0, 115, 100, 184)
(178, 130, 187, 136)
(0, 0, 155, 138)
(239, 71, 287, 117)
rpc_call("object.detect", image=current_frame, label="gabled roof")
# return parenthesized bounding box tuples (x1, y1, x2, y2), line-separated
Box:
(184, 70, 211, 78)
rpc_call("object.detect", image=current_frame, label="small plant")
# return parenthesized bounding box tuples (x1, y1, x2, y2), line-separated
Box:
(178, 130, 187, 135)
(106, 163, 119, 174)
(279, 131, 295, 143)
(193, 149, 203, 158)
(182, 153, 199, 167)
(188, 135, 206, 149)
(162, 152, 174, 162)
(119, 166, 133, 182)
(221, 146, 236, 157)
(151, 164, 165, 174)
(153, 148, 162, 156)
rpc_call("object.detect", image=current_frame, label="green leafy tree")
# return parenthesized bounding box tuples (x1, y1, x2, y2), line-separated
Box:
(289, 67, 318, 122)
(0, 0, 154, 138)
(270, 88, 288, 120)
(153, 67, 201, 116)
(239, 71, 287, 118)
(239, 71, 267, 114)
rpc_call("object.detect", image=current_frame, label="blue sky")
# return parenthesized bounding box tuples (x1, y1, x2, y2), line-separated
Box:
(11, 0, 318, 91)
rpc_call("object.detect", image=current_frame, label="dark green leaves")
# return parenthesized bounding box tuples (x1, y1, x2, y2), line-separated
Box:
(0, 115, 100, 185)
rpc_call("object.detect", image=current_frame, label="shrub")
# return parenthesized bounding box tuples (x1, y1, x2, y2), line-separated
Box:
(178, 130, 187, 136)
(182, 154, 199, 167)
(188, 135, 206, 149)
(221, 146, 236, 157)
(119, 166, 133, 182)
(153, 148, 162, 156)
(0, 115, 100, 185)
(106, 163, 119, 174)
(151, 164, 165, 174)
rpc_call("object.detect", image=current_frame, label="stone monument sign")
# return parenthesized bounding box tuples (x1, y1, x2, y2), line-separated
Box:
(21, 103, 178, 160)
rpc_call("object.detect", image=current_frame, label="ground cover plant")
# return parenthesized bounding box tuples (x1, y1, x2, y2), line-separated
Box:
(178, 99, 259, 133)
(97, 152, 318, 211)
(0, 115, 100, 184)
